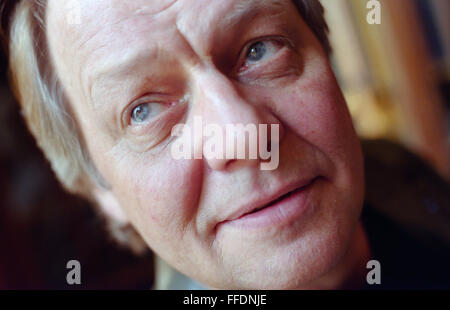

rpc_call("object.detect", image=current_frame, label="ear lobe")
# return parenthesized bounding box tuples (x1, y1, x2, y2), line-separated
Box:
(92, 188, 128, 225)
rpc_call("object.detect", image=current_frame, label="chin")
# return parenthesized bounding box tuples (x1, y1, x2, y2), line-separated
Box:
(210, 214, 356, 290)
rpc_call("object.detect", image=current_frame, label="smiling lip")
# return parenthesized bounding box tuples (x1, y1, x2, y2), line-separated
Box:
(217, 177, 318, 231)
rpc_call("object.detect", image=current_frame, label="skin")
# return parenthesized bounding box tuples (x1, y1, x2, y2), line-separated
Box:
(46, 0, 367, 289)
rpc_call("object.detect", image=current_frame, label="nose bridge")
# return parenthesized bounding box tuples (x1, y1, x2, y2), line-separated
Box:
(195, 69, 261, 126)
(190, 68, 281, 171)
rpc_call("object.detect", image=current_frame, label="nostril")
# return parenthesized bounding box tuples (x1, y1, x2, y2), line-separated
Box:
(224, 159, 237, 169)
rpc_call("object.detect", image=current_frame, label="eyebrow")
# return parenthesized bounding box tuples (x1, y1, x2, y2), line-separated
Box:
(88, 0, 287, 108)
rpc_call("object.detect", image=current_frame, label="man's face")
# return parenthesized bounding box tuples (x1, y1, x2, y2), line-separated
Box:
(47, 0, 365, 289)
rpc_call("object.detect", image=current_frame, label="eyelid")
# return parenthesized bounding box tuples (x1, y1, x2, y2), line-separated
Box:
(237, 36, 294, 71)
(121, 94, 190, 130)
(121, 95, 168, 129)
(125, 98, 189, 146)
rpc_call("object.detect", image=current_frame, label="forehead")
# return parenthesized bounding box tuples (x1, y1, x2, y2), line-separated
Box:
(46, 0, 292, 97)
(47, 0, 287, 42)
(46, 0, 288, 56)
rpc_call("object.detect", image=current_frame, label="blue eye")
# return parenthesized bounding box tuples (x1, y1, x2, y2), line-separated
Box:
(129, 102, 168, 125)
(247, 41, 267, 62)
(131, 104, 150, 124)
(241, 39, 285, 71)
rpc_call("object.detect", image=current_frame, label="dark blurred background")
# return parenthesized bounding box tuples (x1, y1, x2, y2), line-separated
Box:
(0, 0, 449, 289)
(0, 47, 154, 289)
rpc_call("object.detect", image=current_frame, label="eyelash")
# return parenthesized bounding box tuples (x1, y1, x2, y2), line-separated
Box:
(123, 94, 190, 131)
(122, 97, 164, 128)
(238, 36, 292, 72)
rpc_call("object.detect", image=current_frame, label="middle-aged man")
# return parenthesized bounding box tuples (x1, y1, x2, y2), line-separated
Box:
(2, 0, 450, 289)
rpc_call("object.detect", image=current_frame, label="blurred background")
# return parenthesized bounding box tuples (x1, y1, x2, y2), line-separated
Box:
(0, 0, 449, 289)
(323, 0, 450, 179)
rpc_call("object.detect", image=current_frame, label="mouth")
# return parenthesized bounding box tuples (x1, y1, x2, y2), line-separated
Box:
(240, 179, 314, 218)
(217, 177, 319, 231)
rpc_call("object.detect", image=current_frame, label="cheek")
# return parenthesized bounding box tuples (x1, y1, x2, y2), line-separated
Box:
(272, 64, 358, 163)
(267, 61, 364, 202)
(107, 149, 204, 242)
(284, 81, 347, 144)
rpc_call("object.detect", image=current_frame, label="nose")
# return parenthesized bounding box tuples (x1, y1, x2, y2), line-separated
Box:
(191, 69, 284, 171)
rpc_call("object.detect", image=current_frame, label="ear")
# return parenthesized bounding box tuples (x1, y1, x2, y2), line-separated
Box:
(92, 188, 128, 225)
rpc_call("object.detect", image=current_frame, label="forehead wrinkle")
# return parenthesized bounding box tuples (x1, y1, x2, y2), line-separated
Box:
(133, 0, 179, 16)
(223, 0, 286, 26)
(80, 37, 172, 111)
(68, 0, 179, 55)
(175, 0, 288, 57)
(105, 0, 179, 33)
(68, 0, 290, 110)
(71, 4, 184, 108)
(87, 46, 161, 111)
